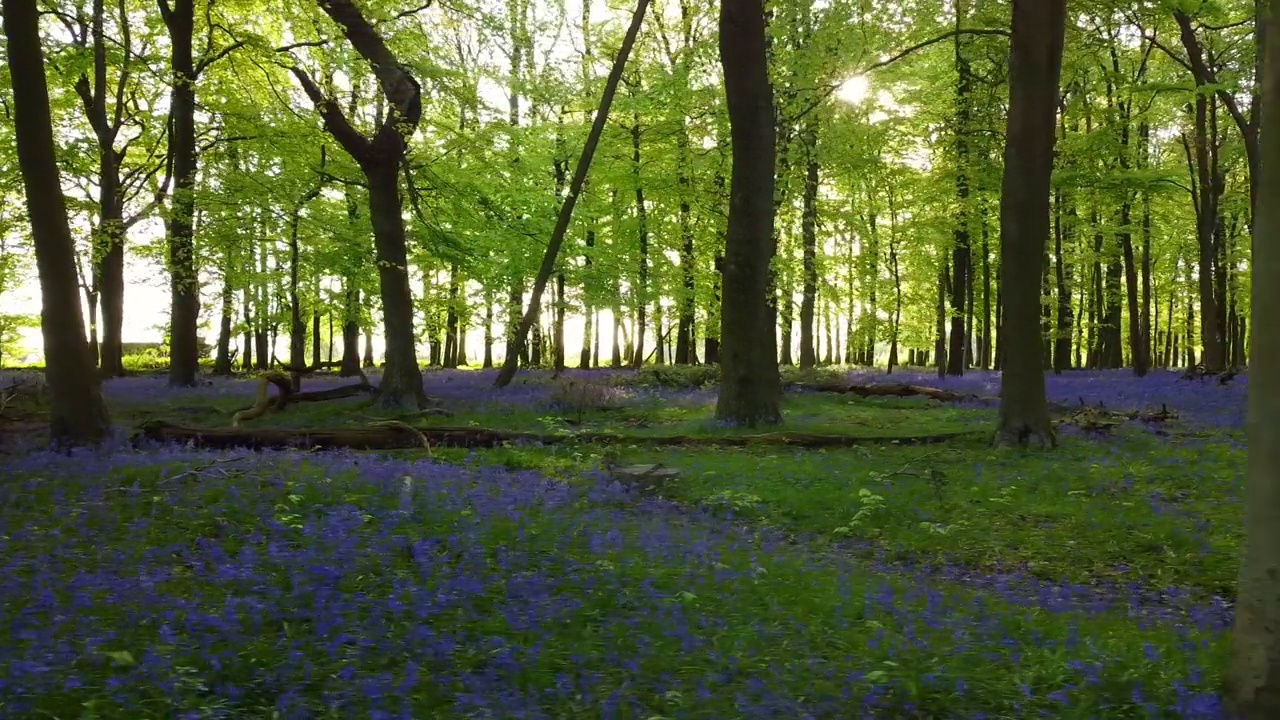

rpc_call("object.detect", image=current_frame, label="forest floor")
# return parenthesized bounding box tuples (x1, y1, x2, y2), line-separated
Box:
(0, 364, 1246, 718)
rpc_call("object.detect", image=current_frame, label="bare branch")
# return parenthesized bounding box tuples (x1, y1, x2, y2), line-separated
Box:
(194, 39, 246, 77)
(383, 1, 434, 24)
(863, 28, 1010, 74)
(276, 39, 330, 52)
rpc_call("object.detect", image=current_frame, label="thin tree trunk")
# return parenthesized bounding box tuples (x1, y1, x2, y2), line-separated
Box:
(493, 0, 651, 387)
(947, 0, 972, 376)
(798, 118, 820, 369)
(161, 0, 201, 387)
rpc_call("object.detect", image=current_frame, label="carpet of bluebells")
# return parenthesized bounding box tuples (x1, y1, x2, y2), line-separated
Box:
(0, 366, 1246, 718)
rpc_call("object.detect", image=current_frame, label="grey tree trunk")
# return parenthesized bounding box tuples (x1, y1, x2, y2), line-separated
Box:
(993, 0, 1066, 448)
(1227, 3, 1280, 714)
(715, 0, 781, 427)
(3, 0, 112, 444)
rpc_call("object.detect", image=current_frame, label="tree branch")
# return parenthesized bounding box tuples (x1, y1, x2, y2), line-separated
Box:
(317, 0, 422, 132)
(194, 39, 246, 77)
(792, 28, 1010, 124)
(289, 65, 373, 160)
(383, 1, 434, 23)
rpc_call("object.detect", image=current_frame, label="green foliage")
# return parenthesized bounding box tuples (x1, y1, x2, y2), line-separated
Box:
(626, 364, 721, 389)
(0, 313, 37, 367)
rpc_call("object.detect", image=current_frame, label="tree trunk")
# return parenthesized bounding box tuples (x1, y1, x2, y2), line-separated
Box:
(981, 204, 992, 368)
(947, 0, 972, 376)
(715, 0, 781, 426)
(936, 251, 949, 379)
(630, 112, 649, 369)
(366, 165, 424, 406)
(1227, 1, 1280, 711)
(312, 308, 322, 369)
(340, 286, 362, 376)
(77, 0, 129, 379)
(705, 253, 724, 364)
(3, 0, 112, 443)
(290, 0, 430, 406)
(483, 291, 495, 368)
(161, 0, 201, 387)
(492, 0, 651, 387)
(241, 284, 254, 371)
(1190, 96, 1227, 370)
(554, 271, 566, 372)
(1053, 190, 1074, 372)
(994, 0, 1065, 448)
(798, 119, 820, 369)
(675, 124, 697, 365)
(581, 229, 596, 368)
(214, 276, 234, 375)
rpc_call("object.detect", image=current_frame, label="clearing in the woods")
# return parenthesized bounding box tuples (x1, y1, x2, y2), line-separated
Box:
(0, 366, 1241, 717)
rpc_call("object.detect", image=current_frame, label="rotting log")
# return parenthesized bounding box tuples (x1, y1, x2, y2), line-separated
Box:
(291, 382, 377, 403)
(135, 420, 987, 451)
(797, 382, 982, 402)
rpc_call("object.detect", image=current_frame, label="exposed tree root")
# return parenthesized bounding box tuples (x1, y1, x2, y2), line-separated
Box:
(231, 373, 294, 426)
(135, 420, 987, 451)
(231, 368, 384, 426)
(799, 382, 983, 403)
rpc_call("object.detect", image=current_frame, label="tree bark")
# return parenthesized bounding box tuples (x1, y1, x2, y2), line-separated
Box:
(947, 0, 973, 376)
(715, 0, 781, 426)
(1052, 189, 1075, 373)
(1227, 2, 1280, 713)
(675, 126, 697, 365)
(3, 0, 112, 444)
(994, 0, 1065, 448)
(629, 109, 649, 368)
(160, 0, 201, 387)
(798, 118, 820, 369)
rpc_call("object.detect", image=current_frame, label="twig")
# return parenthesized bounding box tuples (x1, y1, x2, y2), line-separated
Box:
(157, 457, 244, 486)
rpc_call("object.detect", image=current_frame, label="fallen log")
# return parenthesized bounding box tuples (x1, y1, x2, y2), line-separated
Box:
(798, 382, 981, 403)
(291, 382, 378, 403)
(135, 420, 986, 451)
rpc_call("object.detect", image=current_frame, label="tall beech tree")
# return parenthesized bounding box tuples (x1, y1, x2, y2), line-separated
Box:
(993, 0, 1066, 448)
(716, 0, 781, 426)
(289, 0, 426, 409)
(3, 0, 112, 444)
(65, 0, 147, 378)
(1227, 1, 1280, 712)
